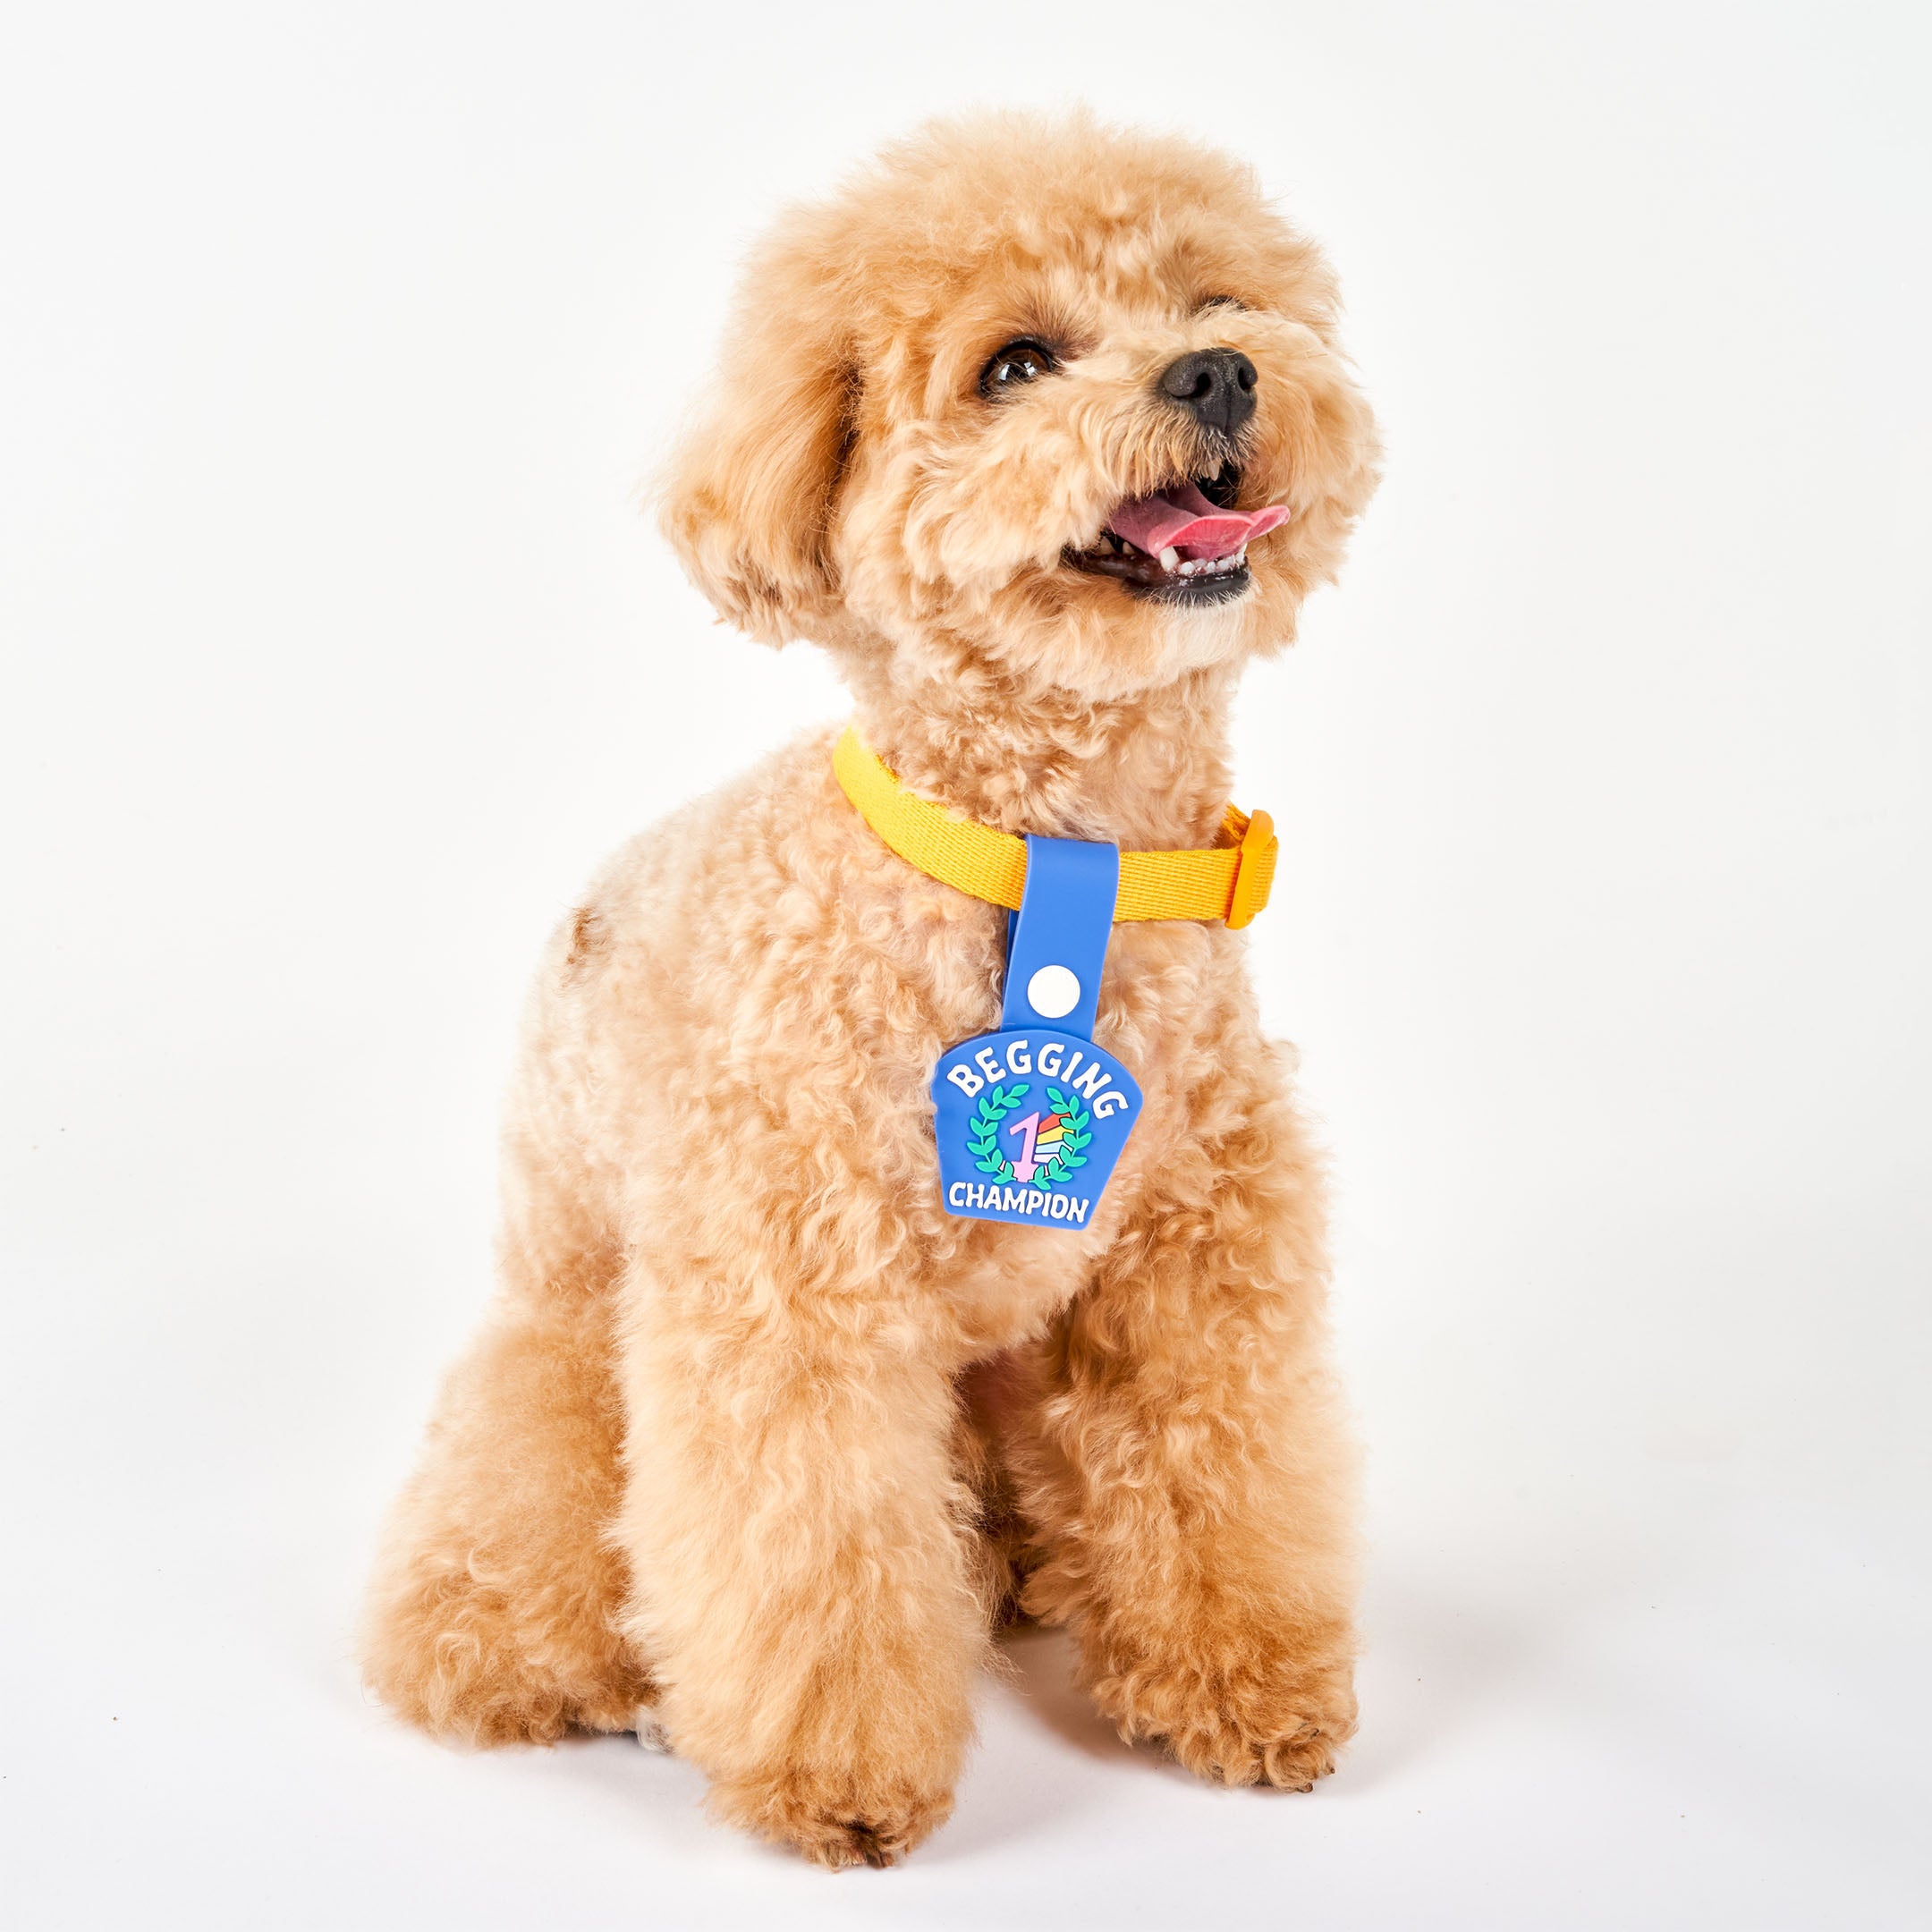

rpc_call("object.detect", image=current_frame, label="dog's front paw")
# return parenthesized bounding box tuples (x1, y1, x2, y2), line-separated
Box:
(1085, 1627, 1358, 1792)
(708, 1762, 954, 1869)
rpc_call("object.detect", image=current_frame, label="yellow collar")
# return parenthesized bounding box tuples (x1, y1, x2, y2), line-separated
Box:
(833, 725, 1277, 928)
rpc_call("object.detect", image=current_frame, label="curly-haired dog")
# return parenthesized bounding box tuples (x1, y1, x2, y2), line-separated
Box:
(363, 110, 1380, 1868)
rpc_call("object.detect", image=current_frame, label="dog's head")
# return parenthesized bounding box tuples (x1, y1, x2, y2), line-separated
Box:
(662, 113, 1379, 700)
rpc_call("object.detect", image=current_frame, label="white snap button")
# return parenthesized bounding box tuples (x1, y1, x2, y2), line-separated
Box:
(1026, 964, 1080, 1019)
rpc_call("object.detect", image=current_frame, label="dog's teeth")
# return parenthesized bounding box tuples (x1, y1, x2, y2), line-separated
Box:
(1159, 547, 1180, 572)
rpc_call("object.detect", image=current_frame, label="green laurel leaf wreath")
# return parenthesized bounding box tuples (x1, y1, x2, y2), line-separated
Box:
(1036, 1088, 1093, 1185)
(967, 1082, 1031, 1179)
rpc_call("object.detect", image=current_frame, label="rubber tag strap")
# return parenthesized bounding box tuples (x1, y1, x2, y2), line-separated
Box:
(1001, 835, 1120, 1037)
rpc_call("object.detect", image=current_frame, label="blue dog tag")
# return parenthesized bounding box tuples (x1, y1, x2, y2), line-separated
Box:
(931, 836, 1142, 1229)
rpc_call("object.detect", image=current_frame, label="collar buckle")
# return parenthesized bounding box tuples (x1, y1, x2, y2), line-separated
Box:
(1224, 809, 1277, 929)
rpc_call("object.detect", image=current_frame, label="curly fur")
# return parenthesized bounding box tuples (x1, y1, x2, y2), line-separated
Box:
(362, 108, 1380, 1868)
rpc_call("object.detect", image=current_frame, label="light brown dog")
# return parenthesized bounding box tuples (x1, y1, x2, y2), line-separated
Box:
(363, 109, 1380, 1868)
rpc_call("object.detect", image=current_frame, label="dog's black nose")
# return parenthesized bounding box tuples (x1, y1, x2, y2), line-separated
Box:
(1159, 348, 1258, 437)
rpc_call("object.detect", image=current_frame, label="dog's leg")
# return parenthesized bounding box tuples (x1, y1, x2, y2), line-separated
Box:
(361, 1148, 652, 1745)
(615, 1259, 984, 1868)
(1005, 1069, 1360, 1791)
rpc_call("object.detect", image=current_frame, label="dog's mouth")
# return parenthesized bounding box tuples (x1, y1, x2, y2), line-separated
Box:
(1063, 469, 1291, 606)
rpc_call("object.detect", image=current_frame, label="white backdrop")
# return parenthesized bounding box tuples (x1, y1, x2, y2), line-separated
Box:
(4, 4, 1928, 1927)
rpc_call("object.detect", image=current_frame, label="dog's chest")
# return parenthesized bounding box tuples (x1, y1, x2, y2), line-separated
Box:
(903, 916, 1237, 1353)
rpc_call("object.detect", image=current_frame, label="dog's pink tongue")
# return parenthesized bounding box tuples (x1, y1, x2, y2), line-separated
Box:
(1106, 482, 1291, 562)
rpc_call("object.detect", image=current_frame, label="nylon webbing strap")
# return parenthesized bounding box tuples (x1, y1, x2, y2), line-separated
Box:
(832, 725, 1276, 927)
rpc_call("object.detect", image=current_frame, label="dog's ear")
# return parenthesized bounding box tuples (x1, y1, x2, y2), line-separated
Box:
(658, 239, 857, 646)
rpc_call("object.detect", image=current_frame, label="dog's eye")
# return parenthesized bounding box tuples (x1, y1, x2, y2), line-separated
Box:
(979, 339, 1057, 396)
(1196, 295, 1247, 314)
